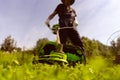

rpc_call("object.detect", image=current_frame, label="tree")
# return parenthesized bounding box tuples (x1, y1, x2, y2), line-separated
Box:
(110, 37, 120, 55)
(82, 37, 112, 57)
(82, 37, 101, 57)
(0, 35, 16, 52)
(111, 37, 120, 64)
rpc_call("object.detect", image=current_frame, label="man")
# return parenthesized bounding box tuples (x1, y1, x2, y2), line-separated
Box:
(45, 0, 86, 64)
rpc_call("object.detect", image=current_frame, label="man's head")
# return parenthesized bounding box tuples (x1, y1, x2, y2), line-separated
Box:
(61, 0, 75, 6)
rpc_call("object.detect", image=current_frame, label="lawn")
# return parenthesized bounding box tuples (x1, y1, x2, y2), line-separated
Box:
(0, 51, 120, 80)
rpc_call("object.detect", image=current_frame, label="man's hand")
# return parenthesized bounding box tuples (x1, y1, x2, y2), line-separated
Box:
(73, 18, 78, 27)
(45, 19, 50, 27)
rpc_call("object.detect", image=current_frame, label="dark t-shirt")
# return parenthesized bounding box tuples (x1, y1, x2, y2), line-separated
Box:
(54, 4, 77, 27)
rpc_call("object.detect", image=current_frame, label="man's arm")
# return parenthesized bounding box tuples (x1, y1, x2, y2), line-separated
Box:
(48, 11, 57, 20)
(73, 17, 78, 27)
(45, 11, 57, 27)
(72, 8, 78, 27)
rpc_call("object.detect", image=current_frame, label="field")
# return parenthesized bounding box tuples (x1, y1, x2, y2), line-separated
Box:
(0, 51, 120, 80)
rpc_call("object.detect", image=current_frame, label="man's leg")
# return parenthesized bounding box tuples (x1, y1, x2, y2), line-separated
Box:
(58, 29, 67, 53)
(59, 29, 68, 44)
(68, 28, 86, 64)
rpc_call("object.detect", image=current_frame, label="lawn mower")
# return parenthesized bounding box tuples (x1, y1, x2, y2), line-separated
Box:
(32, 24, 86, 65)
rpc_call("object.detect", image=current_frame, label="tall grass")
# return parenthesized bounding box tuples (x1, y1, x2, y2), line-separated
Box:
(0, 51, 120, 80)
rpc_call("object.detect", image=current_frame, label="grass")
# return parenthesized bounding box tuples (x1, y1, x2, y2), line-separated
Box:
(0, 51, 120, 80)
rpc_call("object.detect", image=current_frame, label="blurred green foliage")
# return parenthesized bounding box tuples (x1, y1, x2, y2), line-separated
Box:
(0, 36, 120, 80)
(0, 51, 120, 80)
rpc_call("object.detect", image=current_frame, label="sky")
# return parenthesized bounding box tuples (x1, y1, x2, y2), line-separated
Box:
(0, 0, 120, 49)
